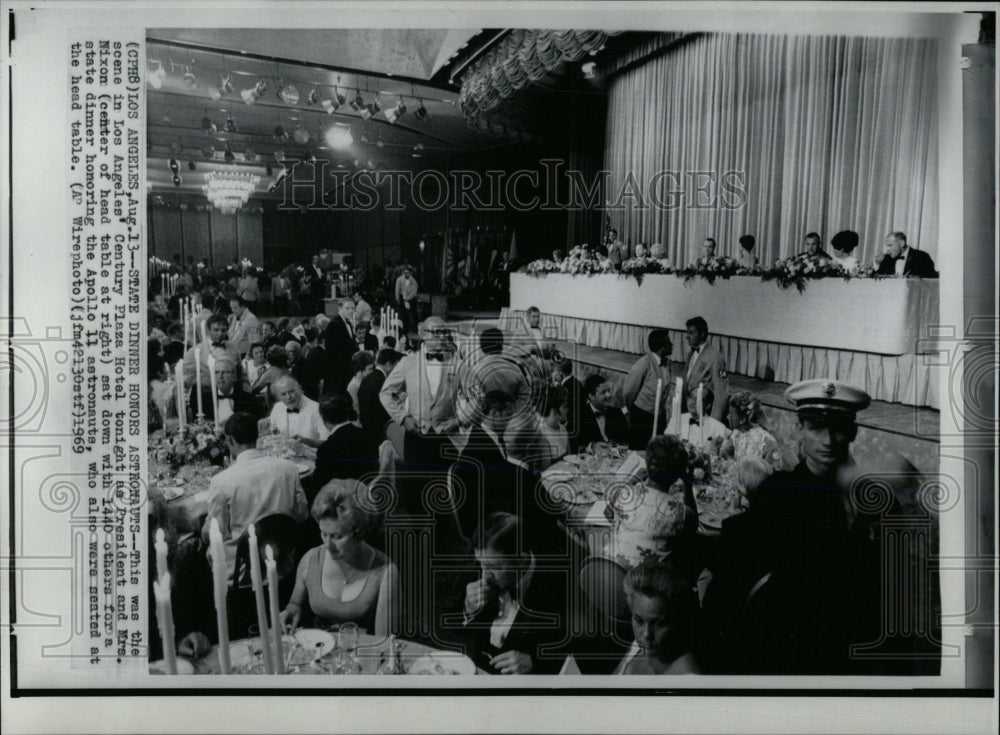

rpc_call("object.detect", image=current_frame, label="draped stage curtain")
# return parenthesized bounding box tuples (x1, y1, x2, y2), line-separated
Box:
(604, 34, 939, 267)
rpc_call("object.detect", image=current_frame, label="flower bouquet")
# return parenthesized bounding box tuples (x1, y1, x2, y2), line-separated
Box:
(760, 253, 855, 292)
(619, 256, 673, 285)
(161, 420, 229, 470)
(681, 438, 713, 484)
(676, 255, 741, 285)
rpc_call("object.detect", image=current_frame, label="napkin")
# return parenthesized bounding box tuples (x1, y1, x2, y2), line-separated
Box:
(614, 452, 647, 483)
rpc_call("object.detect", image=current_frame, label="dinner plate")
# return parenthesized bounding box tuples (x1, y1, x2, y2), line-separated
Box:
(561, 454, 584, 467)
(293, 629, 335, 659)
(407, 651, 476, 676)
(228, 635, 296, 674)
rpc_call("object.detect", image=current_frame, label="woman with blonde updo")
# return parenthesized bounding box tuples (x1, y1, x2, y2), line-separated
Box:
(720, 391, 781, 468)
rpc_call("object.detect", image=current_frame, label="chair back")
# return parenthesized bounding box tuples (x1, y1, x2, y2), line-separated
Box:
(230, 513, 300, 590)
(579, 555, 630, 625)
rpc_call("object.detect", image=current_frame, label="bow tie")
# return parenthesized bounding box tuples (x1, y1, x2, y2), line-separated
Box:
(426, 353, 445, 362)
(286, 408, 300, 414)
(689, 417, 701, 426)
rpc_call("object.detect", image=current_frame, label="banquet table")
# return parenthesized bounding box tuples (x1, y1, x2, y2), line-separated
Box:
(540, 450, 743, 559)
(181, 631, 485, 676)
(506, 273, 939, 408)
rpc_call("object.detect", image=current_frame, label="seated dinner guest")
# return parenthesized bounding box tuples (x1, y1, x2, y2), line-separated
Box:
(537, 384, 571, 462)
(875, 231, 938, 278)
(720, 391, 780, 467)
(737, 234, 758, 269)
(249, 345, 289, 398)
(829, 229, 860, 274)
(311, 391, 374, 495)
(458, 513, 568, 674)
(574, 374, 630, 451)
(668, 389, 729, 450)
(613, 435, 698, 572)
(196, 356, 255, 424)
(241, 343, 268, 393)
(202, 413, 309, 578)
(269, 375, 329, 447)
(648, 242, 670, 267)
(615, 562, 701, 675)
(183, 314, 239, 403)
(281, 480, 399, 637)
(797, 231, 830, 260)
(623, 329, 673, 449)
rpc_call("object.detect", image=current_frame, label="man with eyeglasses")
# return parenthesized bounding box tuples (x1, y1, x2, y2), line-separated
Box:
(380, 317, 460, 508)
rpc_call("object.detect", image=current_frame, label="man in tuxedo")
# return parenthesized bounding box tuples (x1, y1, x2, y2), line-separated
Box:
(606, 230, 625, 271)
(875, 231, 938, 278)
(309, 390, 376, 501)
(680, 316, 729, 422)
(269, 375, 329, 447)
(379, 317, 461, 510)
(194, 356, 257, 423)
(574, 374, 630, 451)
(358, 348, 403, 451)
(307, 255, 327, 313)
(182, 315, 240, 416)
(228, 296, 263, 359)
(322, 297, 356, 393)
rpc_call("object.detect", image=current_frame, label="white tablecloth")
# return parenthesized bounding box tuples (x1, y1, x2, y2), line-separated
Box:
(507, 273, 940, 408)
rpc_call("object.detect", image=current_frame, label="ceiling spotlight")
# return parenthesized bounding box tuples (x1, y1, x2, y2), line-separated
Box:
(325, 125, 353, 149)
(414, 100, 428, 120)
(172, 174, 182, 187)
(148, 61, 165, 90)
(321, 97, 341, 115)
(220, 73, 234, 95)
(384, 98, 407, 124)
(273, 125, 288, 143)
(277, 83, 299, 105)
(307, 89, 320, 105)
(169, 158, 180, 174)
(225, 116, 238, 133)
(350, 91, 365, 112)
(241, 86, 258, 105)
(361, 94, 382, 120)
(188, 160, 197, 171)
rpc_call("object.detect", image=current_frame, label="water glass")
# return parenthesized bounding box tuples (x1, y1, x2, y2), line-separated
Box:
(246, 624, 266, 674)
(337, 622, 361, 674)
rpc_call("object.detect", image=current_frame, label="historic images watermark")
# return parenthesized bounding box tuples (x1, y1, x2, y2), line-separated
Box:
(272, 158, 749, 213)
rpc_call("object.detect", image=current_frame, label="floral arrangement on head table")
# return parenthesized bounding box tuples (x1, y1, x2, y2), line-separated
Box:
(760, 252, 879, 292)
(162, 420, 228, 470)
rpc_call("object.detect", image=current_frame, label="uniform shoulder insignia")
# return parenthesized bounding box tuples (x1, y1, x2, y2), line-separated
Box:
(719, 369, 728, 379)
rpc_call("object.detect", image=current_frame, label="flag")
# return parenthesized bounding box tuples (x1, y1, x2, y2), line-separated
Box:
(440, 229, 452, 292)
(508, 229, 517, 261)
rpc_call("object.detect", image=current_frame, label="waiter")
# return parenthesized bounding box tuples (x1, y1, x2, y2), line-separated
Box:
(622, 328, 672, 449)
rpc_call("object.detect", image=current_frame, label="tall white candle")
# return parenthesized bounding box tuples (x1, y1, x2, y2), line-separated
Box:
(194, 346, 204, 419)
(154, 528, 169, 581)
(207, 354, 219, 428)
(174, 360, 186, 431)
(182, 300, 189, 354)
(247, 524, 275, 674)
(200, 319, 208, 345)
(161, 273, 166, 295)
(666, 377, 682, 436)
(264, 545, 285, 674)
(651, 378, 663, 440)
(153, 572, 178, 675)
(696, 382, 705, 445)
(208, 518, 232, 674)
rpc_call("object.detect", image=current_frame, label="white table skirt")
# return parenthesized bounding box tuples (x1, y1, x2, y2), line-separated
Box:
(505, 274, 940, 409)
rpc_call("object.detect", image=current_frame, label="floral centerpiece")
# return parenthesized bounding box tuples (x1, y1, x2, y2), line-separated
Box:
(681, 438, 713, 484)
(159, 420, 229, 471)
(522, 245, 609, 277)
(676, 255, 741, 285)
(619, 256, 673, 285)
(760, 253, 861, 292)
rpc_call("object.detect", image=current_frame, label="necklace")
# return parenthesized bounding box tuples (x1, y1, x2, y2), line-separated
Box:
(339, 546, 373, 587)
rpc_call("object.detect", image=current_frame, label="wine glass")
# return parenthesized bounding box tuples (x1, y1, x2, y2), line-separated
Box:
(246, 624, 266, 674)
(337, 622, 361, 674)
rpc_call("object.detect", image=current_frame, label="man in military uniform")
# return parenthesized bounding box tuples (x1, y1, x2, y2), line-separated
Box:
(702, 379, 940, 675)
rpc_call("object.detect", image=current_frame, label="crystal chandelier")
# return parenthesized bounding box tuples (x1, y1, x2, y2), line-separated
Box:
(202, 170, 261, 214)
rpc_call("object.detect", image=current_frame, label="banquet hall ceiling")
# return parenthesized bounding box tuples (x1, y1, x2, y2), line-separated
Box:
(146, 29, 519, 199)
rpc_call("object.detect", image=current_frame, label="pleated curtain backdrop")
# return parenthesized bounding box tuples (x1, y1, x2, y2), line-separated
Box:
(603, 34, 939, 268)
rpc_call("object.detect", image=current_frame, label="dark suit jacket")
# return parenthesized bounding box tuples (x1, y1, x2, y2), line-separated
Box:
(451, 428, 535, 535)
(322, 316, 355, 393)
(361, 332, 379, 353)
(309, 423, 377, 499)
(876, 248, 938, 278)
(458, 567, 571, 674)
(296, 345, 327, 400)
(191, 385, 258, 421)
(573, 404, 630, 452)
(560, 376, 584, 449)
(357, 368, 390, 449)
